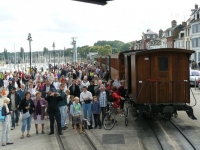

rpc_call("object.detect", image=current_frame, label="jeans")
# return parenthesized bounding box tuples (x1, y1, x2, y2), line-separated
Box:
(11, 110, 19, 128)
(1, 115, 11, 143)
(21, 114, 33, 132)
(82, 103, 93, 123)
(49, 112, 61, 133)
(59, 106, 67, 128)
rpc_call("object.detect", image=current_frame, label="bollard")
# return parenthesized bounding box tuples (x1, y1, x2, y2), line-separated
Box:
(195, 78, 196, 90)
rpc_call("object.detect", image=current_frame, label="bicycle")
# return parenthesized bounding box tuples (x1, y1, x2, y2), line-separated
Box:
(124, 97, 134, 126)
(103, 102, 116, 130)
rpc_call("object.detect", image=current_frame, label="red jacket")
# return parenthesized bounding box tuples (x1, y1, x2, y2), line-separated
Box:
(112, 92, 121, 108)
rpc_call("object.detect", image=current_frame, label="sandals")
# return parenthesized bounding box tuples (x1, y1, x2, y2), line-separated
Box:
(27, 134, 31, 137)
(74, 131, 77, 134)
(20, 135, 24, 139)
(80, 131, 85, 134)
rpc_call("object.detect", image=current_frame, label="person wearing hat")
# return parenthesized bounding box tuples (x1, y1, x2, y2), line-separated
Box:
(7, 87, 21, 130)
(80, 86, 93, 129)
(45, 88, 63, 135)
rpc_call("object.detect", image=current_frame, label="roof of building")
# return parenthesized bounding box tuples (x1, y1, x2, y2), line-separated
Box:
(145, 30, 157, 34)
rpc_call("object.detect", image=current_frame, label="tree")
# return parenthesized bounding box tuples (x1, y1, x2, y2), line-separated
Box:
(3, 48, 8, 60)
(43, 47, 49, 62)
(120, 42, 133, 52)
(98, 45, 112, 56)
(20, 47, 24, 61)
(94, 40, 125, 53)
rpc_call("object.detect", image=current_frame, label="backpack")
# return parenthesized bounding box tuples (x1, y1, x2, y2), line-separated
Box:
(0, 107, 5, 122)
(108, 91, 114, 102)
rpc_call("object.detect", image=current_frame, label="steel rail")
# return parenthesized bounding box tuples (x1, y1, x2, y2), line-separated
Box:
(169, 119, 197, 150)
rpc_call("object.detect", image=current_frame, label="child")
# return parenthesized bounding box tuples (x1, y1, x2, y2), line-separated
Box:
(70, 97, 84, 134)
(91, 96, 101, 129)
(68, 95, 74, 125)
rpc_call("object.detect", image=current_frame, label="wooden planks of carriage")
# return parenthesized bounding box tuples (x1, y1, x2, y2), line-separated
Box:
(97, 48, 194, 104)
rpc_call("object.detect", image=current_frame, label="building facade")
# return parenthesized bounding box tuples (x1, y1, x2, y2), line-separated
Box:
(190, 4, 200, 62)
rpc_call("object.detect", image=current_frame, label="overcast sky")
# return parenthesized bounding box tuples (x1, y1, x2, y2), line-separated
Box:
(0, 0, 199, 52)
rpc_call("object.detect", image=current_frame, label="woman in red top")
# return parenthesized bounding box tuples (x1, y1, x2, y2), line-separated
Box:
(107, 80, 113, 91)
(111, 86, 123, 109)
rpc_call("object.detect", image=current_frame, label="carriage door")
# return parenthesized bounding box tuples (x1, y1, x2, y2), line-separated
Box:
(152, 54, 172, 103)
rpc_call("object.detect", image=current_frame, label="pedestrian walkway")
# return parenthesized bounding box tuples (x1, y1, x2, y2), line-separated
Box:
(0, 118, 60, 150)
(84, 107, 159, 150)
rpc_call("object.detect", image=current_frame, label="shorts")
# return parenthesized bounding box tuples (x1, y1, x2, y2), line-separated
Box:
(73, 116, 82, 125)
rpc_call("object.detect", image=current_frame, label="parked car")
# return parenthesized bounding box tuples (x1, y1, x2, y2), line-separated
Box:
(190, 70, 200, 86)
(198, 79, 200, 89)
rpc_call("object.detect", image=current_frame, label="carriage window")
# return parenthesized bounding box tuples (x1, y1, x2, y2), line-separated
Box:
(158, 57, 168, 71)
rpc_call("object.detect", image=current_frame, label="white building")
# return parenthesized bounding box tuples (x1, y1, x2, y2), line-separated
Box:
(174, 31, 185, 49)
(184, 19, 192, 50)
(190, 4, 200, 62)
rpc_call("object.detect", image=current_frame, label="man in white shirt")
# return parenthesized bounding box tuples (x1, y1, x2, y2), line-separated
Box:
(80, 86, 93, 129)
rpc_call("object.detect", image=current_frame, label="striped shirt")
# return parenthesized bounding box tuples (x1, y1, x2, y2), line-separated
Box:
(99, 91, 107, 107)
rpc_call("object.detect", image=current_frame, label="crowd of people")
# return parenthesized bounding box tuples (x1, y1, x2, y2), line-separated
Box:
(0, 62, 127, 146)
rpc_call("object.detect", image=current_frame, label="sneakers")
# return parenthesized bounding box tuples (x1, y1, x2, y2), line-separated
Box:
(120, 114, 125, 117)
(11, 127, 15, 130)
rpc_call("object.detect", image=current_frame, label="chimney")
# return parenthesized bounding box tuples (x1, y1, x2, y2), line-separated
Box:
(147, 29, 150, 32)
(195, 4, 198, 9)
(171, 20, 177, 27)
(159, 29, 163, 38)
(182, 22, 187, 27)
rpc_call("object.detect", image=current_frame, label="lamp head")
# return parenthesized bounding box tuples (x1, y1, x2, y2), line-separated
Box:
(27, 33, 32, 41)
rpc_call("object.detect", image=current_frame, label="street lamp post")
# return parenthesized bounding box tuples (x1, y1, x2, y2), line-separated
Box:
(27, 33, 32, 73)
(52, 42, 55, 72)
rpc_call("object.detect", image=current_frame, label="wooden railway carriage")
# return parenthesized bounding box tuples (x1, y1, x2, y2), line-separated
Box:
(97, 48, 197, 120)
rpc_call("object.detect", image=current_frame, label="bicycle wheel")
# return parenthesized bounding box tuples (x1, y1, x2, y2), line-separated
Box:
(103, 114, 116, 130)
(125, 108, 128, 126)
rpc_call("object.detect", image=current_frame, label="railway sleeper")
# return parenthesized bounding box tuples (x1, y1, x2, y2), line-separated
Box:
(135, 104, 197, 121)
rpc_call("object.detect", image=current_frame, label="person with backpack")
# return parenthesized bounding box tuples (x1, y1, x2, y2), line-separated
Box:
(1, 98, 13, 146)
(95, 84, 110, 125)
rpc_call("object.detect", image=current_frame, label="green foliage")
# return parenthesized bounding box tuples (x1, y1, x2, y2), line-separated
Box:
(64, 48, 73, 56)
(3, 48, 8, 60)
(94, 40, 134, 53)
(120, 42, 133, 52)
(20, 47, 24, 59)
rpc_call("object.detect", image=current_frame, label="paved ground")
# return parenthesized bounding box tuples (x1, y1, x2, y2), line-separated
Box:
(84, 88, 200, 150)
(1, 88, 200, 150)
(0, 96, 60, 150)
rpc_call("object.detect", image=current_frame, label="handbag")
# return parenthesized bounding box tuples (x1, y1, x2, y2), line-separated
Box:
(22, 101, 31, 120)
(22, 111, 30, 120)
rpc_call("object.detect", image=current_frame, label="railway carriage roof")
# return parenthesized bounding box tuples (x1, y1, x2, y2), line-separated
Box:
(119, 48, 194, 55)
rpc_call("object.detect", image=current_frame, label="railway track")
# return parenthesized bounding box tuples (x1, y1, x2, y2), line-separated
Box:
(55, 123, 98, 150)
(146, 116, 197, 150)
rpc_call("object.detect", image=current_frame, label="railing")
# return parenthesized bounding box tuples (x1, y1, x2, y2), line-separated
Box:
(137, 79, 189, 104)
